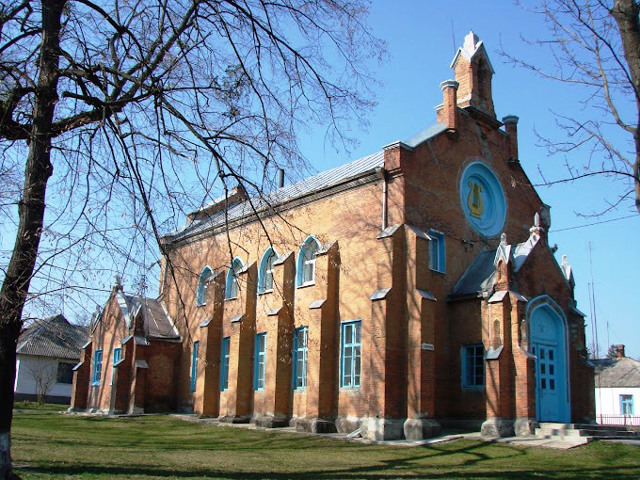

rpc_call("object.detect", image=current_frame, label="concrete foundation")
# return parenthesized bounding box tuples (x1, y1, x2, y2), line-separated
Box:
(219, 415, 251, 424)
(254, 415, 290, 428)
(365, 417, 405, 441)
(481, 417, 515, 437)
(514, 417, 537, 436)
(403, 418, 442, 440)
(294, 417, 337, 434)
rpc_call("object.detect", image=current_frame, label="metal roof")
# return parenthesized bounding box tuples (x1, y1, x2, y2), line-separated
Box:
(449, 249, 497, 299)
(17, 315, 88, 360)
(166, 150, 385, 243)
(164, 121, 450, 244)
(121, 293, 181, 341)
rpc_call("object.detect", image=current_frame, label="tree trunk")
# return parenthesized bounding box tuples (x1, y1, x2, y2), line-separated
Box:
(0, 1, 65, 478)
(611, 0, 640, 212)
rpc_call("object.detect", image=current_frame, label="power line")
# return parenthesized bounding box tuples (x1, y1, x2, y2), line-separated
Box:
(550, 214, 637, 233)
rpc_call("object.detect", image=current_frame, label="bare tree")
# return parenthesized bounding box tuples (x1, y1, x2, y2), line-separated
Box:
(27, 362, 57, 406)
(505, 0, 640, 214)
(0, 1, 382, 478)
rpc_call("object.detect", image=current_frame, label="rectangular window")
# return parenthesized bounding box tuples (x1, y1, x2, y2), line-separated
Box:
(621, 394, 634, 416)
(56, 362, 75, 384)
(220, 337, 230, 392)
(190, 341, 199, 393)
(254, 333, 266, 390)
(428, 229, 446, 273)
(462, 344, 484, 389)
(110, 347, 122, 386)
(293, 327, 308, 389)
(341, 321, 361, 388)
(91, 349, 103, 386)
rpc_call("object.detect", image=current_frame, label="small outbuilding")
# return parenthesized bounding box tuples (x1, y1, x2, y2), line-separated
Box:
(15, 314, 88, 404)
(594, 345, 639, 426)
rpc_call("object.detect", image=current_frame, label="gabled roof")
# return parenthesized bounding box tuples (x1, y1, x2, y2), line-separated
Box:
(594, 357, 640, 388)
(118, 292, 181, 341)
(450, 31, 495, 74)
(17, 314, 88, 360)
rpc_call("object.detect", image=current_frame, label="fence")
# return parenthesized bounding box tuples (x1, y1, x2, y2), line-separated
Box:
(596, 414, 640, 427)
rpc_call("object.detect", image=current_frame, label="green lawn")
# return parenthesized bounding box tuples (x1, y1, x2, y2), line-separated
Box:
(11, 411, 640, 479)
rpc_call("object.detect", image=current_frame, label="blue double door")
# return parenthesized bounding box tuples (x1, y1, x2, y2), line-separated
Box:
(529, 303, 570, 423)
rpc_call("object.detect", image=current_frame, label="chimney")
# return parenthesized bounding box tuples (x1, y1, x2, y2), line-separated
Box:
(277, 168, 285, 188)
(616, 344, 626, 359)
(503, 115, 519, 162)
(440, 80, 459, 131)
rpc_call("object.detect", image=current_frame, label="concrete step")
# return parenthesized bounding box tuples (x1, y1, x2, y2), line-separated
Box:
(535, 422, 639, 441)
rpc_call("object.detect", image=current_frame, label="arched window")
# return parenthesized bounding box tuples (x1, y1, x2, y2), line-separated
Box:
(297, 236, 320, 286)
(258, 247, 278, 294)
(225, 258, 244, 299)
(196, 266, 212, 306)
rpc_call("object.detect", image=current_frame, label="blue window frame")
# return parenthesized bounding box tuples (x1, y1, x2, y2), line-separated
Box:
(254, 333, 266, 390)
(190, 341, 199, 393)
(225, 258, 244, 299)
(428, 229, 446, 273)
(340, 321, 361, 388)
(110, 347, 122, 386)
(91, 349, 103, 386)
(196, 266, 212, 306)
(220, 337, 230, 392)
(297, 236, 320, 286)
(462, 344, 484, 389)
(621, 394, 634, 416)
(292, 327, 308, 389)
(258, 248, 277, 294)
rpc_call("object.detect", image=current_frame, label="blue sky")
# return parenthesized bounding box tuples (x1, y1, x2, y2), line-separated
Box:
(299, 0, 639, 359)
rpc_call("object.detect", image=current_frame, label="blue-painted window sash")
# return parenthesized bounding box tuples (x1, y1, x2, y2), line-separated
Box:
(220, 337, 230, 391)
(254, 333, 266, 390)
(190, 341, 199, 393)
(462, 344, 484, 389)
(340, 321, 361, 388)
(292, 327, 308, 389)
(91, 349, 103, 386)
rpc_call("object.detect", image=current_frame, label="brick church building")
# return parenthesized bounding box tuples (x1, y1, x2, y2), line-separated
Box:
(71, 32, 595, 439)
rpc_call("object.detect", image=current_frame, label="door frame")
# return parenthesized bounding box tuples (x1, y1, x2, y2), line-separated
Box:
(526, 295, 571, 423)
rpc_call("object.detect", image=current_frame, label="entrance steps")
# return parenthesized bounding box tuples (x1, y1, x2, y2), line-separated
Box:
(535, 422, 640, 443)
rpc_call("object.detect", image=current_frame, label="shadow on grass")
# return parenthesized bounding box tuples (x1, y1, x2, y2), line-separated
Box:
(15, 462, 640, 480)
(15, 439, 640, 479)
(13, 414, 640, 479)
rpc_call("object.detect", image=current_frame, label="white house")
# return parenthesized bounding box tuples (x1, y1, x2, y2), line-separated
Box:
(15, 314, 88, 404)
(594, 345, 640, 426)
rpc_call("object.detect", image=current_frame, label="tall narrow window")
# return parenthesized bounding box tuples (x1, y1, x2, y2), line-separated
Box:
(254, 333, 266, 390)
(190, 341, 199, 393)
(428, 229, 446, 273)
(620, 394, 634, 416)
(258, 248, 277, 294)
(91, 349, 103, 386)
(110, 347, 122, 386)
(292, 327, 308, 389)
(340, 321, 361, 388)
(220, 337, 230, 392)
(196, 266, 213, 306)
(225, 258, 244, 299)
(297, 236, 320, 286)
(462, 344, 484, 389)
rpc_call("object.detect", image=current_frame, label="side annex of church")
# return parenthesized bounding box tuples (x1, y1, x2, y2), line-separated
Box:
(71, 32, 595, 439)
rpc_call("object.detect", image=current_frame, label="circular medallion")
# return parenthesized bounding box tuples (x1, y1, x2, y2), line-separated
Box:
(460, 162, 506, 237)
